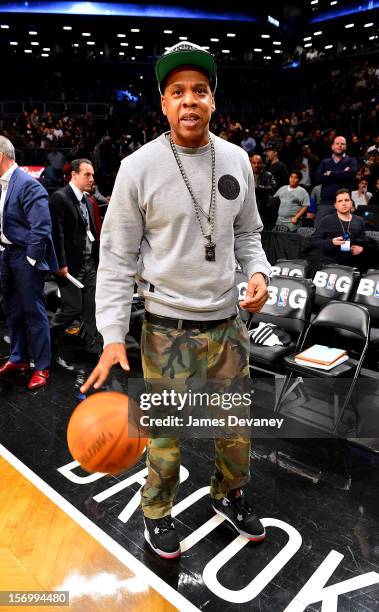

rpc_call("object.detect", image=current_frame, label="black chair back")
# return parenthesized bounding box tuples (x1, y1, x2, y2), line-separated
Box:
(353, 270, 379, 323)
(312, 300, 370, 339)
(313, 264, 360, 308)
(250, 276, 315, 334)
(272, 258, 310, 278)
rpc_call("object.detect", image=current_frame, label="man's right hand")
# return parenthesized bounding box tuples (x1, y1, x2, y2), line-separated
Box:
(80, 343, 130, 393)
(57, 266, 68, 277)
(332, 236, 345, 246)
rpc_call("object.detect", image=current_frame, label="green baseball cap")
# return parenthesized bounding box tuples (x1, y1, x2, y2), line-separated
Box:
(155, 41, 217, 94)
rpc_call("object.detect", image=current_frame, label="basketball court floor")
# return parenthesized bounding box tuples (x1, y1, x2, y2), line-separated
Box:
(1, 324, 379, 611)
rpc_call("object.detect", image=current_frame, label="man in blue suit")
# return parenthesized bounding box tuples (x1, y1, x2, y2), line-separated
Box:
(0, 136, 58, 389)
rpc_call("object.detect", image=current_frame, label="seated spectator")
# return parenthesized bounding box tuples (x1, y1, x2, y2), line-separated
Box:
(53, 122, 63, 141)
(365, 151, 379, 192)
(250, 154, 277, 228)
(356, 159, 373, 185)
(241, 129, 256, 155)
(275, 170, 310, 231)
(293, 144, 320, 191)
(47, 146, 65, 173)
(348, 134, 364, 159)
(267, 124, 283, 151)
(311, 188, 372, 270)
(369, 178, 379, 207)
(351, 179, 372, 209)
(228, 117, 243, 144)
(367, 135, 379, 154)
(280, 134, 301, 171)
(265, 144, 289, 189)
(306, 47, 318, 62)
(256, 133, 270, 156)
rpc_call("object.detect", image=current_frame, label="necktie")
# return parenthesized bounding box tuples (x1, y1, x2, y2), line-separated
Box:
(79, 195, 90, 228)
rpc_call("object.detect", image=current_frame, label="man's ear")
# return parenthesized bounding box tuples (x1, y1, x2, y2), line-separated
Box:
(211, 95, 216, 114)
(161, 95, 167, 116)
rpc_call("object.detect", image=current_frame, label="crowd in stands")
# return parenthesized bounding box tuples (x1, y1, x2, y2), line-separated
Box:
(0, 106, 376, 197)
(0, 56, 378, 381)
(0, 59, 377, 206)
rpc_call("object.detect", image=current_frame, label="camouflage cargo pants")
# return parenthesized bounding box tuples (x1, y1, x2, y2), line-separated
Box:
(140, 314, 251, 519)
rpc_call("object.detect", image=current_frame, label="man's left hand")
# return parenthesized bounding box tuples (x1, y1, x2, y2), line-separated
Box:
(351, 245, 363, 256)
(239, 273, 269, 313)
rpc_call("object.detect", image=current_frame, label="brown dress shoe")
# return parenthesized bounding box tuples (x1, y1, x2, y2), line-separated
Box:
(0, 360, 30, 375)
(27, 369, 49, 390)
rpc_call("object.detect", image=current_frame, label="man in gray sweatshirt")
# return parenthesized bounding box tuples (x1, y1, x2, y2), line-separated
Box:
(81, 42, 272, 559)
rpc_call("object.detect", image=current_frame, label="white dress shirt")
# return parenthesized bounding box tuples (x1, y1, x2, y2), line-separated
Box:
(69, 180, 84, 203)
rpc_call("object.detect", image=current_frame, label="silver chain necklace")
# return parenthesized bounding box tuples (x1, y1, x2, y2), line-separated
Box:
(169, 132, 216, 261)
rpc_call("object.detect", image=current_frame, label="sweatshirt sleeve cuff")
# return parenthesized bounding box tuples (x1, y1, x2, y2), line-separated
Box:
(100, 324, 128, 347)
(246, 262, 272, 281)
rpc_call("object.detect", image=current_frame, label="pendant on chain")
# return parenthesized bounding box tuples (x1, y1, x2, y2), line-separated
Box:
(205, 241, 216, 262)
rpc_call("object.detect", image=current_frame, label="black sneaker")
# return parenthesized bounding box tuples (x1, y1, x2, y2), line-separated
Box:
(212, 489, 266, 541)
(144, 516, 181, 559)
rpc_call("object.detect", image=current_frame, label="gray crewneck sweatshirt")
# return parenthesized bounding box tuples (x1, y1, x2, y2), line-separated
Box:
(96, 132, 271, 346)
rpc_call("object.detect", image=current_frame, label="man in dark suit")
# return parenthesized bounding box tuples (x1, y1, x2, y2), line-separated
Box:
(49, 158, 101, 355)
(0, 136, 58, 389)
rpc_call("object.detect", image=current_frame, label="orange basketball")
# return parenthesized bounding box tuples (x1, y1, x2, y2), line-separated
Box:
(67, 391, 147, 475)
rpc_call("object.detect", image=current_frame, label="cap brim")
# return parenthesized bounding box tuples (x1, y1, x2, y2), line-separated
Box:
(156, 50, 217, 92)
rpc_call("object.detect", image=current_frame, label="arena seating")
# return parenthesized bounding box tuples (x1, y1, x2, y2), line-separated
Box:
(275, 300, 370, 434)
(272, 258, 310, 278)
(312, 264, 360, 312)
(353, 270, 379, 367)
(247, 275, 315, 374)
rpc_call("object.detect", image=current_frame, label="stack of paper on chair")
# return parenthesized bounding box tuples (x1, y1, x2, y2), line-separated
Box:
(295, 344, 349, 370)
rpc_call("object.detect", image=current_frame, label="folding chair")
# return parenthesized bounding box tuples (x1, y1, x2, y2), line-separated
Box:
(312, 264, 360, 313)
(247, 275, 315, 375)
(272, 258, 310, 278)
(275, 301, 370, 434)
(353, 269, 379, 367)
(365, 231, 379, 248)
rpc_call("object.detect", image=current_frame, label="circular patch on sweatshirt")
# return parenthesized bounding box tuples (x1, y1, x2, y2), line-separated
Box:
(218, 175, 240, 200)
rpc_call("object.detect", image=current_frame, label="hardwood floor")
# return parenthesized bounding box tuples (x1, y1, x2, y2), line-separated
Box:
(0, 457, 176, 611)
